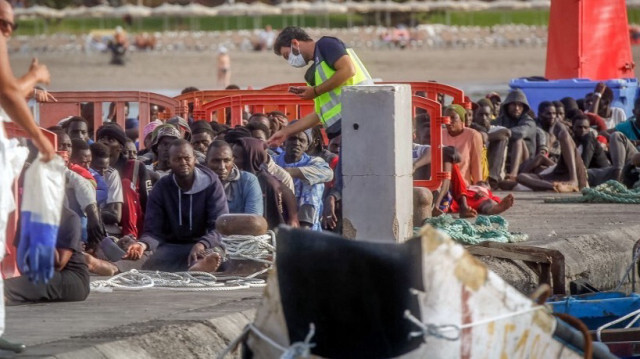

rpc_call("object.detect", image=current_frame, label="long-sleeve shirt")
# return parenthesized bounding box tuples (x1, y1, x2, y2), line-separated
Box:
(495, 114, 537, 156)
(442, 128, 484, 186)
(139, 165, 228, 251)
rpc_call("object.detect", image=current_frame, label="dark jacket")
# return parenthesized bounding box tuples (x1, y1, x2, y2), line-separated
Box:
(576, 133, 610, 169)
(495, 89, 537, 156)
(139, 165, 229, 251)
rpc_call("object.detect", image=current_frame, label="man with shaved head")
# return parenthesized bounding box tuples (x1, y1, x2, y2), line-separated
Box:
(0, 0, 56, 352)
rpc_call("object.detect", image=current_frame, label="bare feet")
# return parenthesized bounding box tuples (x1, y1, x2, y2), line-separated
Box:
(459, 206, 478, 218)
(188, 252, 221, 273)
(485, 194, 515, 215)
(553, 182, 579, 193)
(84, 253, 118, 276)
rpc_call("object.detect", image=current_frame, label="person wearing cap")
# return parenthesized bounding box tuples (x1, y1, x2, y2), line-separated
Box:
(486, 92, 501, 119)
(96, 124, 152, 218)
(274, 126, 333, 231)
(442, 104, 484, 187)
(147, 124, 182, 179)
(138, 119, 162, 162)
(125, 117, 139, 144)
(217, 46, 230, 88)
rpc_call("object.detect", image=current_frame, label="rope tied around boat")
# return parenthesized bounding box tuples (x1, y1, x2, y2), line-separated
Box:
(544, 180, 640, 204)
(419, 214, 528, 245)
(216, 323, 316, 359)
(403, 306, 546, 342)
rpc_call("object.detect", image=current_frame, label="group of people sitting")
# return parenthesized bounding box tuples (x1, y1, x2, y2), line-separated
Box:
(6, 103, 340, 305)
(411, 82, 640, 223)
(7, 81, 640, 306)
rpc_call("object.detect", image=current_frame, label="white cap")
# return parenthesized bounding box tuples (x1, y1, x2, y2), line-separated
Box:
(115, 26, 123, 33)
(219, 46, 228, 54)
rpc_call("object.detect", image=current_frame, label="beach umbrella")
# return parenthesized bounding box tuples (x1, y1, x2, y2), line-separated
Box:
(60, 6, 90, 18)
(344, 0, 371, 13)
(488, 1, 532, 10)
(17, 5, 62, 19)
(307, 1, 348, 15)
(152, 3, 184, 16)
(528, 0, 551, 10)
(112, 4, 152, 18)
(405, 0, 431, 13)
(182, 3, 219, 17)
(85, 4, 114, 18)
(368, 0, 410, 13)
(246, 2, 282, 16)
(215, 2, 249, 16)
(278, 0, 312, 15)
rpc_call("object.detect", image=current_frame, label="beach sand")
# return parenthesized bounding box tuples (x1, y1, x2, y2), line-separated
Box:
(8, 46, 640, 99)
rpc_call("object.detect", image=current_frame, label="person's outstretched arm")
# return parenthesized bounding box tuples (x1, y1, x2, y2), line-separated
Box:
(0, 37, 55, 161)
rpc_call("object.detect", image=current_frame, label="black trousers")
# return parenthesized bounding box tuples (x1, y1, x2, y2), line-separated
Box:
(4, 270, 90, 306)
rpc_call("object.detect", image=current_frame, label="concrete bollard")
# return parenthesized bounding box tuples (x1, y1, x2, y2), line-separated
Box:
(341, 84, 413, 242)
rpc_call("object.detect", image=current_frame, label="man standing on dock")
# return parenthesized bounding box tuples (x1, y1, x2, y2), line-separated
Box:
(267, 26, 373, 231)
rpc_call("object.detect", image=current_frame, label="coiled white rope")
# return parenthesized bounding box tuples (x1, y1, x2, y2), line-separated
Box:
(91, 232, 277, 292)
(90, 270, 264, 292)
(221, 231, 276, 265)
(217, 323, 316, 359)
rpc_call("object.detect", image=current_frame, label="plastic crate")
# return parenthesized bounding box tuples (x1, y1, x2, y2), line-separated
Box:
(509, 78, 638, 117)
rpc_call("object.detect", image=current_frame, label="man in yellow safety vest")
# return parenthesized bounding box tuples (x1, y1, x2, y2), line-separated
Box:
(268, 26, 373, 230)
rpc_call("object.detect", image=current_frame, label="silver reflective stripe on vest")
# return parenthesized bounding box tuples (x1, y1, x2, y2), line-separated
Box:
(316, 63, 342, 116)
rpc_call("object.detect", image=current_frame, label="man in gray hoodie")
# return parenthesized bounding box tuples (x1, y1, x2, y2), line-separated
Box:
(494, 89, 537, 186)
(126, 139, 229, 272)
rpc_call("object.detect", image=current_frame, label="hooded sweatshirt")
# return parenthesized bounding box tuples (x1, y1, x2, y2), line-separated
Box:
(139, 165, 228, 251)
(495, 89, 537, 156)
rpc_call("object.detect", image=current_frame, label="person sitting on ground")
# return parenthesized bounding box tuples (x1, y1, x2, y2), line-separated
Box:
(442, 104, 484, 186)
(267, 111, 289, 137)
(573, 113, 611, 170)
(6, 205, 89, 305)
(146, 124, 181, 179)
(225, 128, 296, 193)
(494, 89, 537, 187)
(190, 120, 215, 155)
(124, 138, 137, 160)
(89, 142, 123, 227)
(587, 130, 639, 186)
(49, 128, 104, 246)
(96, 124, 152, 238)
(121, 140, 229, 273)
(553, 100, 571, 129)
(206, 140, 263, 215)
(137, 119, 162, 162)
(274, 127, 333, 230)
(62, 116, 91, 143)
(233, 137, 299, 228)
(614, 97, 640, 146)
(486, 92, 501, 119)
(588, 83, 626, 130)
(471, 98, 512, 189)
(516, 101, 586, 192)
(246, 121, 271, 142)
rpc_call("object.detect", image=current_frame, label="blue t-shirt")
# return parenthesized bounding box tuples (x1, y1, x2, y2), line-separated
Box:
(314, 36, 348, 69)
(615, 117, 640, 141)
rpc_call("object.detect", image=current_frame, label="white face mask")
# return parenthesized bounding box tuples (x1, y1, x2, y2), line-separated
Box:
(287, 45, 307, 68)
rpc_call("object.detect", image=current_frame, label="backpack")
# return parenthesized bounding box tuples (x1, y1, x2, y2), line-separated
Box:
(121, 160, 144, 238)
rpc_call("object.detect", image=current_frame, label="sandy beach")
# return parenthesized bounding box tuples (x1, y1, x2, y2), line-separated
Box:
(8, 46, 640, 99)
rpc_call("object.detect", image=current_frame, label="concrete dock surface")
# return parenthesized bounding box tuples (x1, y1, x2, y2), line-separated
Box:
(3, 191, 639, 358)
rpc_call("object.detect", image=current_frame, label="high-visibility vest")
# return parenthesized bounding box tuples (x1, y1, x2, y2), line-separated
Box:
(313, 44, 373, 132)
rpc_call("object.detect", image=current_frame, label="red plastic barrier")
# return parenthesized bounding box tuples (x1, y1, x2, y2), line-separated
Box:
(201, 91, 450, 191)
(3, 123, 57, 279)
(546, 0, 634, 80)
(412, 96, 451, 191)
(41, 91, 179, 148)
(262, 81, 471, 109)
